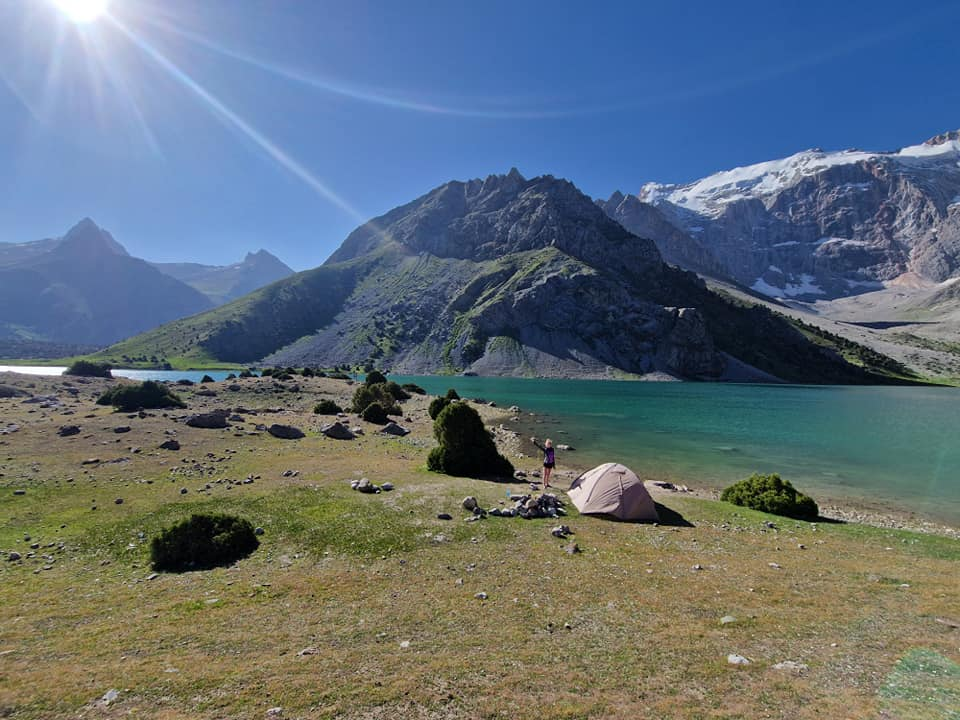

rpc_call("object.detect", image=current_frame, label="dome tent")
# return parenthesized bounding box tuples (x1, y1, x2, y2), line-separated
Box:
(567, 463, 659, 521)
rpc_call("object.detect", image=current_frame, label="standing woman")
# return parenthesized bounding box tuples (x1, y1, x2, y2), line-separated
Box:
(531, 437, 555, 489)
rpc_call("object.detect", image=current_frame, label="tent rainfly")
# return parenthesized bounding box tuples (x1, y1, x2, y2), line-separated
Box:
(567, 462, 659, 521)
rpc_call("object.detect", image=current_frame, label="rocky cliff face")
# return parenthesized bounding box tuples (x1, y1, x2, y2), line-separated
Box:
(605, 131, 960, 300)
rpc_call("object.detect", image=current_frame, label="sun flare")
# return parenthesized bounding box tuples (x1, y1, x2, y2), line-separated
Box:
(52, 0, 109, 24)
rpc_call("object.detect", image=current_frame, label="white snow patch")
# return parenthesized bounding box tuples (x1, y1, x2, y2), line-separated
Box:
(768, 265, 784, 274)
(817, 237, 870, 248)
(772, 240, 801, 247)
(688, 226, 704, 233)
(638, 138, 960, 217)
(783, 274, 825, 297)
(750, 278, 784, 297)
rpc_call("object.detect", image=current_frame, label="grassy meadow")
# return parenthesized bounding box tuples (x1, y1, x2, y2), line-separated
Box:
(0, 373, 957, 719)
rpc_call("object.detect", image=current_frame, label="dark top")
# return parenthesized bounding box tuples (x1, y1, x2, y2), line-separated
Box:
(533, 440, 555, 465)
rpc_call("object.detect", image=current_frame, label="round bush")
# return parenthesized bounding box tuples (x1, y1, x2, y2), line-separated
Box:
(150, 513, 259, 572)
(361, 401, 389, 424)
(721, 473, 819, 520)
(351, 383, 400, 415)
(96, 381, 186, 412)
(65, 360, 112, 378)
(445, 388, 461, 400)
(364, 370, 387, 386)
(384, 381, 410, 400)
(200, 374, 215, 384)
(427, 402, 513, 479)
(313, 399, 343, 415)
(428, 396, 451, 420)
(402, 383, 426, 395)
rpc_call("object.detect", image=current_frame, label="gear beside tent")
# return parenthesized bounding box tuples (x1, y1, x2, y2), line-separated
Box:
(567, 463, 659, 521)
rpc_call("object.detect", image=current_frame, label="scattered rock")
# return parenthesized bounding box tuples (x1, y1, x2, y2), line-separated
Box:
(556, 444, 574, 451)
(0, 384, 29, 398)
(381, 482, 394, 491)
(727, 654, 751, 665)
(254, 527, 265, 535)
(281, 470, 299, 477)
(474, 592, 488, 600)
(772, 660, 809, 673)
(13, 490, 26, 496)
(81, 458, 101, 465)
(159, 439, 181, 451)
(268, 424, 305, 440)
(297, 647, 319, 657)
(266, 708, 283, 718)
(7, 551, 21, 561)
(100, 689, 120, 705)
(720, 615, 737, 625)
(114, 498, 124, 505)
(113, 426, 131, 434)
(381, 421, 410, 436)
(768, 562, 782, 569)
(58, 425, 81, 437)
(437, 513, 453, 521)
(353, 478, 380, 494)
(186, 410, 230, 429)
(551, 525, 573, 538)
(320, 422, 355, 440)
(564, 543, 581, 555)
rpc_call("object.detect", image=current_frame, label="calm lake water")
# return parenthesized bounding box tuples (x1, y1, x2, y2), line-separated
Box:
(2, 366, 958, 525)
(395, 376, 960, 526)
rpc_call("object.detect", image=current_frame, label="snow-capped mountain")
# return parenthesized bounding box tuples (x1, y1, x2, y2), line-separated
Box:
(604, 130, 960, 301)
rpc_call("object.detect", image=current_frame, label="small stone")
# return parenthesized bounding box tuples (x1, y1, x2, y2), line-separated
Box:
(768, 562, 781, 569)
(381, 482, 394, 491)
(399, 640, 411, 649)
(159, 439, 180, 451)
(180, 488, 188, 495)
(692, 564, 703, 571)
(564, 543, 581, 555)
(772, 660, 809, 673)
(474, 592, 488, 600)
(727, 654, 751, 665)
(266, 708, 283, 718)
(720, 615, 737, 625)
(101, 689, 120, 704)
(7, 551, 21, 561)
(113, 426, 131, 434)
(146, 573, 158, 581)
(297, 647, 319, 656)
(13, 490, 26, 496)
(254, 527, 265, 535)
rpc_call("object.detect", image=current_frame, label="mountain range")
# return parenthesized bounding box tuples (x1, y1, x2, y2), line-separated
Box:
(601, 130, 960, 301)
(0, 218, 293, 350)
(94, 170, 909, 383)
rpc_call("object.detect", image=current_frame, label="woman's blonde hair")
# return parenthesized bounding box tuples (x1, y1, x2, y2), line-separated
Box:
(545, 438, 553, 447)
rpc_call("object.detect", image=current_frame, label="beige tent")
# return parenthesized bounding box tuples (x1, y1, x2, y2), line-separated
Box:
(567, 463, 659, 521)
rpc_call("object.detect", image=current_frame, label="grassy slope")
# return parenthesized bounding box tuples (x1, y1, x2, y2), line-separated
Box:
(0, 374, 957, 719)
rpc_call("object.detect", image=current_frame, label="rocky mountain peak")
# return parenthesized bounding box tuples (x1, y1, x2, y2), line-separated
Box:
(58, 218, 129, 257)
(924, 129, 960, 146)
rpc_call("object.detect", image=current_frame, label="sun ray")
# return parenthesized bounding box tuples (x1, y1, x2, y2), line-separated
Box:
(142, 16, 581, 121)
(106, 15, 368, 224)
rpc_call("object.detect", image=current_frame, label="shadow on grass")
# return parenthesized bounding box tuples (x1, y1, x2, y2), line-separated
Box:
(653, 502, 694, 528)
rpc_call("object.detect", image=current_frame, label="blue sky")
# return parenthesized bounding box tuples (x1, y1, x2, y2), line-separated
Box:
(0, 0, 957, 270)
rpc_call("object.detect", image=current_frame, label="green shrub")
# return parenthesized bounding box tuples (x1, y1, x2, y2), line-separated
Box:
(361, 402, 389, 424)
(150, 513, 259, 572)
(260, 368, 275, 377)
(384, 381, 411, 400)
(225, 373, 237, 380)
(328, 372, 350, 380)
(239, 370, 255, 378)
(313, 399, 343, 414)
(64, 360, 112, 378)
(445, 388, 461, 400)
(351, 383, 400, 415)
(200, 374, 215, 384)
(721, 473, 819, 520)
(96, 381, 186, 412)
(427, 402, 513, 479)
(364, 370, 387, 386)
(301, 367, 315, 377)
(402, 383, 426, 395)
(428, 396, 452, 420)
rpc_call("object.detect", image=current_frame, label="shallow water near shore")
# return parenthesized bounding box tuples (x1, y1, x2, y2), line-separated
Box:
(396, 376, 960, 526)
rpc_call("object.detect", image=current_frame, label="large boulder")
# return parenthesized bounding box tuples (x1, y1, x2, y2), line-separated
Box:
(381, 422, 410, 437)
(186, 410, 230, 429)
(267, 424, 305, 440)
(0, 384, 29, 399)
(320, 422, 356, 440)
(58, 425, 81, 437)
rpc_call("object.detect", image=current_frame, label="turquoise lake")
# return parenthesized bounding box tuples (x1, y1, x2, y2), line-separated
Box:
(2, 366, 958, 525)
(395, 376, 960, 526)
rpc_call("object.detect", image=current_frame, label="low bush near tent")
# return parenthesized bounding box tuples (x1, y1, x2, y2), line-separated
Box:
(96, 381, 186, 412)
(427, 402, 513, 479)
(721, 473, 819, 520)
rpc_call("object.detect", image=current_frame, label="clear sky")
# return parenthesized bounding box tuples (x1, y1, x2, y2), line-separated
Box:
(1, 0, 957, 270)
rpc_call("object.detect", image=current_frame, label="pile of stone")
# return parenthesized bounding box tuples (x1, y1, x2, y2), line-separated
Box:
(462, 492, 567, 520)
(349, 478, 394, 494)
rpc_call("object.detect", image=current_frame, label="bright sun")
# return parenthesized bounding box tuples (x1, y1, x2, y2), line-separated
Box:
(52, 0, 109, 24)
